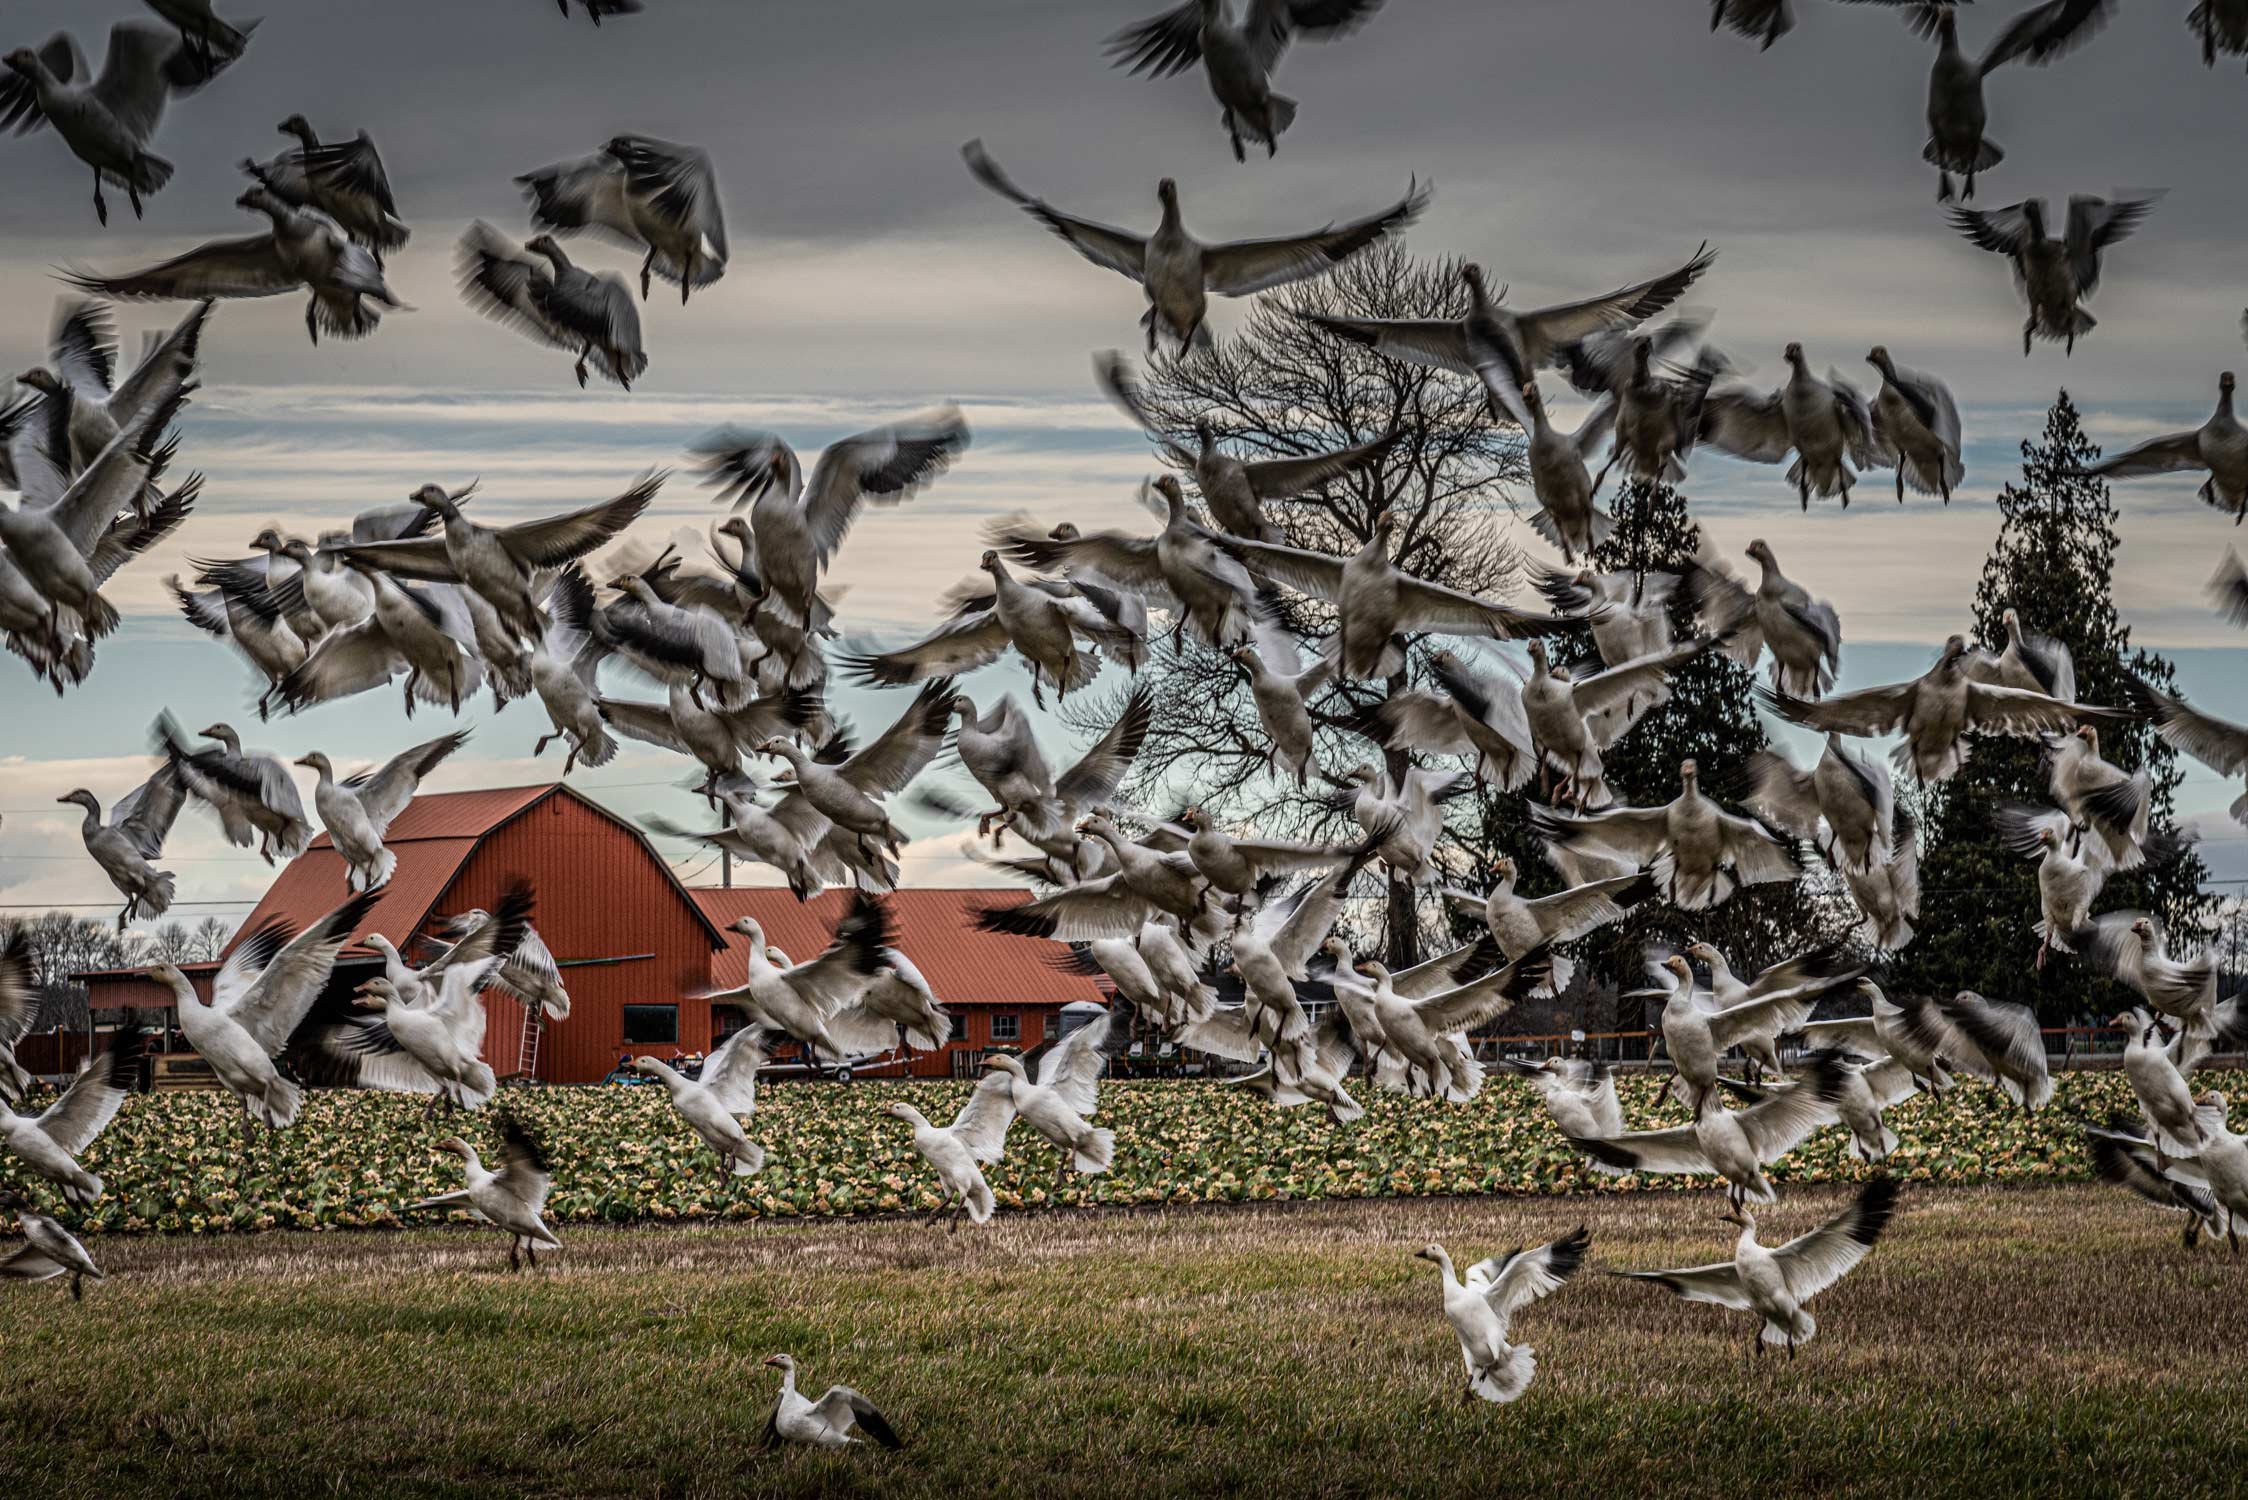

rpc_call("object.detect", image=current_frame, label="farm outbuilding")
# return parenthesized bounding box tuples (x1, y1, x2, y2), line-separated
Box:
(74, 783, 1103, 1085)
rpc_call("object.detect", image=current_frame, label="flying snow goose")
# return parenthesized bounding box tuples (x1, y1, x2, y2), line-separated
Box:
(156, 714, 312, 864)
(1930, 990, 2053, 1109)
(1519, 637, 1708, 807)
(998, 477, 1266, 651)
(2087, 1121, 2226, 1248)
(805, 894, 952, 1054)
(0, 400, 183, 645)
(56, 760, 186, 929)
(1864, 347, 1964, 502)
(693, 407, 971, 632)
(275, 566, 486, 717)
(964, 139, 1427, 354)
(296, 731, 467, 891)
(456, 221, 645, 390)
(1097, 351, 1396, 542)
(0, 20, 244, 224)
(1642, 954, 1847, 1114)
(1347, 946, 1552, 1102)
(64, 188, 407, 345)
(2070, 912, 2219, 1038)
(2084, 372, 2247, 522)
(1226, 1013, 1365, 1125)
(950, 686, 1152, 851)
(1531, 758, 1800, 911)
(1791, 979, 1954, 1094)
(4, 477, 188, 690)
(887, 1071, 1018, 1227)
(14, 299, 206, 483)
(1224, 856, 1381, 1056)
(1519, 384, 1619, 562)
(761, 1355, 902, 1450)
(337, 918, 521, 1116)
(1445, 856, 1654, 994)
(697, 902, 888, 1066)
(1803, 1049, 1922, 1162)
(2115, 1009, 2209, 1157)
(358, 883, 535, 1012)
(1762, 634, 2129, 784)
(1684, 539, 1840, 699)
(754, 680, 955, 862)
(241, 116, 407, 263)
(976, 813, 1211, 941)
(1614, 1178, 1900, 1358)
(337, 475, 657, 649)
(0, 1189, 104, 1300)
(1157, 806, 1368, 899)
(1692, 943, 1861, 1047)
(1569, 1057, 1846, 1208)
(150, 891, 377, 1131)
(1219, 509, 1580, 681)
(1747, 735, 1896, 875)
(1708, 0, 1936, 50)
(429, 901, 571, 1023)
(1231, 620, 1338, 786)
(0, 932, 32, 1101)
(1841, 815, 1920, 952)
(2040, 725, 2158, 869)
(1327, 762, 1476, 884)
(1915, 1, 2117, 201)
(523, 564, 615, 771)
(1105, 0, 1389, 161)
(1530, 563, 1679, 681)
(1303, 250, 1715, 429)
(845, 553, 1117, 705)
(983, 1009, 1118, 1179)
(1417, 1226, 1591, 1404)
(1994, 802, 2110, 966)
(1359, 648, 1536, 792)
(412, 1114, 560, 1271)
(554, 0, 644, 22)
(1555, 321, 1721, 486)
(2130, 674, 2248, 825)
(1503, 1056, 1626, 1141)
(1948, 193, 2158, 354)
(1317, 933, 1508, 1087)
(171, 564, 308, 709)
(636, 1024, 769, 1177)
(518, 135, 726, 302)
(0, 1044, 133, 1205)
(1698, 345, 1880, 509)
(1966, 606, 2076, 702)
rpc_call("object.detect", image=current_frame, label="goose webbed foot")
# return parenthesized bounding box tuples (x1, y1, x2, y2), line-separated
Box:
(93, 172, 109, 226)
(640, 250, 655, 301)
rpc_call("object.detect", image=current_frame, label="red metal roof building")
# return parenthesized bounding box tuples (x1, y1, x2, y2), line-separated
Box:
(76, 783, 1101, 1085)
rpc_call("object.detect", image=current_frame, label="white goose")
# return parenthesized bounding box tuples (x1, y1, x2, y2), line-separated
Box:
(0, 1045, 133, 1206)
(698, 904, 887, 1066)
(886, 1071, 1019, 1227)
(1502, 1056, 1626, 1141)
(761, 1355, 903, 1450)
(1416, 1226, 1591, 1404)
(56, 759, 185, 930)
(1685, 540, 1841, 699)
(518, 135, 727, 303)
(1571, 1058, 1846, 1208)
(2086, 372, 2247, 522)
(297, 731, 467, 891)
(0, 1189, 104, 1300)
(1698, 344, 1880, 509)
(1615, 1178, 1900, 1359)
(156, 713, 313, 864)
(0, 930, 32, 1102)
(982, 1010, 1116, 1180)
(1994, 802, 2111, 966)
(636, 1024, 769, 1177)
(412, 1114, 560, 1272)
(1531, 758, 1800, 912)
(1445, 855, 1653, 995)
(1865, 347, 1964, 503)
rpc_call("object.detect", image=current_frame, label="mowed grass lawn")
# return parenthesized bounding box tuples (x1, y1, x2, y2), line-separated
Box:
(0, 1184, 2240, 1497)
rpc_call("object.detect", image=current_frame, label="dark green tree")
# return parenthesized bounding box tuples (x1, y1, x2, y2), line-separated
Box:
(1893, 392, 2213, 1018)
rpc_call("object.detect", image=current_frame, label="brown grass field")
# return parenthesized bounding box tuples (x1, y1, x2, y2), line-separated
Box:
(0, 1183, 2240, 1497)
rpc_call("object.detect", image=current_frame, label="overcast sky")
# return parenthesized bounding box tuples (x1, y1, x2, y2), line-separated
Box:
(3, 0, 2245, 923)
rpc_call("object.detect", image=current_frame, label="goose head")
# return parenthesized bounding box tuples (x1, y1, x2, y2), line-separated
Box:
(2, 50, 54, 85)
(1719, 1206, 1756, 1231)
(762, 1353, 797, 1374)
(1684, 940, 1718, 967)
(2020, 199, 2049, 238)
(1937, 634, 1970, 669)
(1153, 474, 1188, 512)
(199, 723, 241, 753)
(2129, 916, 2157, 948)
(1228, 644, 1259, 672)
(1460, 263, 1503, 309)
(408, 482, 475, 521)
(276, 114, 318, 147)
(352, 977, 399, 1010)
(1630, 336, 1654, 377)
(1744, 537, 1774, 568)
(1353, 958, 1391, 984)
(2037, 825, 2062, 852)
(1177, 806, 1205, 830)
(432, 1137, 474, 1160)
(982, 1052, 1028, 1080)
(250, 526, 292, 554)
(728, 916, 765, 946)
(1490, 853, 1517, 889)
(1156, 177, 1179, 214)
(280, 538, 318, 567)
(978, 548, 1007, 579)
(55, 789, 98, 816)
(1663, 954, 1693, 986)
(292, 750, 334, 778)
(2198, 1090, 2228, 1112)
(145, 959, 192, 996)
(947, 693, 979, 724)
(1412, 1243, 1452, 1270)
(1195, 416, 1217, 451)
(525, 234, 570, 268)
(2219, 371, 2237, 402)
(1678, 757, 1699, 791)
(1865, 345, 1896, 380)
(14, 368, 61, 396)
(2074, 725, 2099, 752)
(1525, 638, 1551, 673)
(1782, 341, 1805, 369)
(629, 1056, 667, 1078)
(235, 186, 288, 220)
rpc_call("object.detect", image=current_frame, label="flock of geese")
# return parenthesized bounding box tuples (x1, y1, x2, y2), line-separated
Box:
(0, 0, 2245, 1441)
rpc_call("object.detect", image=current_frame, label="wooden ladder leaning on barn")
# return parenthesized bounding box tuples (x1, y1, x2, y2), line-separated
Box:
(517, 1004, 542, 1082)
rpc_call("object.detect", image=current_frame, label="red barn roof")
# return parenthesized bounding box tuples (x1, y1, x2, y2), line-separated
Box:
(692, 887, 1103, 1007)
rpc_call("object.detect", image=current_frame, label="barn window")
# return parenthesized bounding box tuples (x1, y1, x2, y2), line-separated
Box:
(623, 1005, 679, 1044)
(990, 1013, 1020, 1041)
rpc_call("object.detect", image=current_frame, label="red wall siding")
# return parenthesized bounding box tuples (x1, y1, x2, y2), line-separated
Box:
(439, 794, 720, 1084)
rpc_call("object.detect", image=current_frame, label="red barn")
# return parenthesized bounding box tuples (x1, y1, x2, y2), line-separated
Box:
(75, 782, 1102, 1084)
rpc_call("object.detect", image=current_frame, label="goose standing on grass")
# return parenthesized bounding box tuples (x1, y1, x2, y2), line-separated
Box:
(241, 116, 407, 263)
(1416, 1226, 1591, 1404)
(982, 1010, 1116, 1181)
(518, 134, 727, 303)
(2084, 372, 2247, 522)
(456, 221, 646, 390)
(413, 1114, 560, 1272)
(1503, 1057, 1626, 1141)
(64, 187, 407, 345)
(297, 731, 468, 891)
(1445, 857, 1654, 994)
(1914, 0, 2116, 202)
(0, 20, 245, 224)
(150, 890, 379, 1133)
(963, 140, 1427, 355)
(636, 1024, 769, 1177)
(1865, 347, 1964, 502)
(1948, 193, 2159, 355)
(1097, 352, 1397, 541)
(887, 1071, 1018, 1228)
(337, 476, 658, 650)
(1569, 1056, 1847, 1209)
(0, 1189, 104, 1300)
(2087, 1122, 2226, 1248)
(761, 1355, 903, 1451)
(693, 407, 972, 638)
(1520, 383, 1618, 562)
(1762, 634, 2128, 784)
(157, 715, 313, 864)
(1614, 1178, 1901, 1359)
(1532, 759, 1799, 911)
(1303, 250, 1716, 429)
(1698, 346, 1880, 509)
(57, 760, 185, 930)
(2131, 673, 2248, 825)
(0, 1044, 133, 1206)
(1104, 0, 1388, 161)
(1685, 540, 1840, 699)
